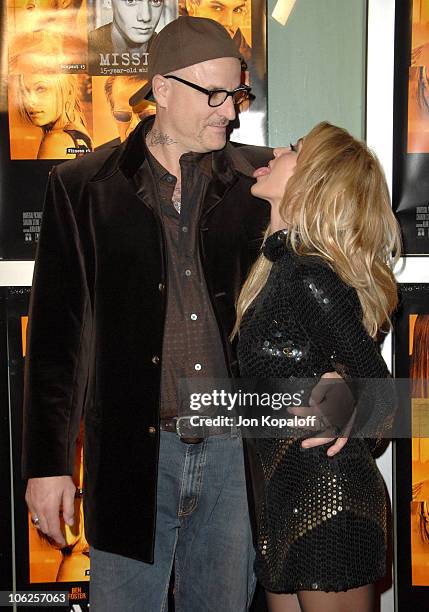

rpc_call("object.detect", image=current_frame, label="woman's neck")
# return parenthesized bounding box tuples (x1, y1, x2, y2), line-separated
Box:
(269, 198, 289, 234)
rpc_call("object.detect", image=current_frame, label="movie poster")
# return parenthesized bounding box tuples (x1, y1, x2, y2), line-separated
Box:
(4, 287, 90, 610)
(394, 284, 429, 609)
(88, 0, 177, 75)
(7, 0, 88, 74)
(0, 0, 268, 255)
(393, 0, 429, 254)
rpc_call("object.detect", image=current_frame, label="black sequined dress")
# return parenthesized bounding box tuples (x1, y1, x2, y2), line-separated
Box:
(237, 230, 393, 593)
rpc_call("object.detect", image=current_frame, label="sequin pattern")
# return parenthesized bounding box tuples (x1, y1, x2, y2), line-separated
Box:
(238, 230, 392, 593)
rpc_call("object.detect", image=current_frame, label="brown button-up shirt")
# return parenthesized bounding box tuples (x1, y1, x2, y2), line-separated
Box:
(134, 133, 229, 418)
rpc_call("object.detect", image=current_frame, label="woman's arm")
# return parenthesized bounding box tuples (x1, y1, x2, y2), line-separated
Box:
(288, 259, 395, 447)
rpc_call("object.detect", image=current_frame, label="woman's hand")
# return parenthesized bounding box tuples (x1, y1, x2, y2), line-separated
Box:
(288, 372, 356, 456)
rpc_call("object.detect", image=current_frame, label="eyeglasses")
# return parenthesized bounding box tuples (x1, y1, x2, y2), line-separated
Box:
(112, 109, 153, 123)
(164, 75, 251, 107)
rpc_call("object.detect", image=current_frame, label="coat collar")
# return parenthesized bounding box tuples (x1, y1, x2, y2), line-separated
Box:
(90, 116, 259, 184)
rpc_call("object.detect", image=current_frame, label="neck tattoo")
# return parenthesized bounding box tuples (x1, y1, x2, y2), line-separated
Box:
(172, 182, 181, 214)
(148, 129, 177, 146)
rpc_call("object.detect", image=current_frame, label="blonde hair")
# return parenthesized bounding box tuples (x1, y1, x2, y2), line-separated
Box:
(233, 122, 401, 339)
(17, 74, 88, 134)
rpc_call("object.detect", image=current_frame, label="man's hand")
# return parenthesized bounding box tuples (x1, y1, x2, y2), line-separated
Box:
(25, 476, 76, 547)
(288, 372, 355, 457)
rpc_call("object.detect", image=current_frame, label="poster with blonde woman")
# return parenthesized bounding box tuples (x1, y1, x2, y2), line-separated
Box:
(8, 74, 93, 160)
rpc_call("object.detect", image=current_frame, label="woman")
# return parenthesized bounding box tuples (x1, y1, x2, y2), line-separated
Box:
(16, 74, 92, 159)
(233, 122, 401, 611)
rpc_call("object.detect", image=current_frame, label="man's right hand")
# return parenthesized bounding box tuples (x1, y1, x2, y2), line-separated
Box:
(25, 476, 76, 547)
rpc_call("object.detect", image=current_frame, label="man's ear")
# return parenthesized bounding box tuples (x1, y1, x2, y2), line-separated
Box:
(58, 0, 73, 8)
(152, 74, 170, 108)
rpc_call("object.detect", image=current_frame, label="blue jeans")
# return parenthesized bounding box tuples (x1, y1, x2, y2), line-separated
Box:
(90, 430, 256, 611)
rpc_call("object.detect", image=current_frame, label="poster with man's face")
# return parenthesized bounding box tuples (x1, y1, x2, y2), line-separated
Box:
(87, 0, 178, 75)
(178, 0, 267, 144)
(92, 75, 155, 147)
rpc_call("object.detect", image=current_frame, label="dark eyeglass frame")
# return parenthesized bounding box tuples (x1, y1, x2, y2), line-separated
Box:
(164, 75, 251, 107)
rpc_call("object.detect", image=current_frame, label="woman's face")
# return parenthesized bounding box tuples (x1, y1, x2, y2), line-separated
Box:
(21, 75, 60, 127)
(251, 140, 303, 205)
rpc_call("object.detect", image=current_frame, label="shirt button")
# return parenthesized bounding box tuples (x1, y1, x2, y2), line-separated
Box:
(148, 426, 156, 435)
(190, 313, 198, 320)
(182, 226, 188, 233)
(158, 283, 165, 292)
(185, 269, 192, 277)
(152, 355, 160, 364)
(194, 363, 202, 371)
(166, 174, 175, 183)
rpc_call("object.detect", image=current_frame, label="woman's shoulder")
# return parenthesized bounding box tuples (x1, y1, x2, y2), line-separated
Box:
(38, 130, 76, 160)
(292, 254, 362, 315)
(263, 230, 360, 309)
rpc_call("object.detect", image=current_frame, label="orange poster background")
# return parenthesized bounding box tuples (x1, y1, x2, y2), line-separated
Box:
(7, 0, 88, 74)
(409, 314, 429, 586)
(8, 74, 93, 160)
(408, 0, 429, 151)
(21, 317, 89, 585)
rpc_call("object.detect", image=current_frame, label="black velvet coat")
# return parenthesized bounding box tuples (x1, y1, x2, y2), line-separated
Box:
(22, 119, 271, 562)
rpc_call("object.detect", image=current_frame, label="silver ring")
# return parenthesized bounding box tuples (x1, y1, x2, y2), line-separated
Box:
(31, 515, 40, 526)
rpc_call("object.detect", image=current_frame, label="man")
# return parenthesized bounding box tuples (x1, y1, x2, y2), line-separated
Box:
(88, 0, 165, 74)
(104, 75, 156, 144)
(9, 0, 86, 73)
(23, 16, 349, 611)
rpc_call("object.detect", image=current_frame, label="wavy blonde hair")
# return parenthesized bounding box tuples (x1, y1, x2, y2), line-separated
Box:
(233, 122, 401, 339)
(17, 74, 88, 134)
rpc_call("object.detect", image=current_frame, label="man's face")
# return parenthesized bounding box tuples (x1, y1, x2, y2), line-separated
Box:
(111, 79, 155, 141)
(164, 56, 241, 154)
(112, 0, 164, 46)
(186, 0, 247, 37)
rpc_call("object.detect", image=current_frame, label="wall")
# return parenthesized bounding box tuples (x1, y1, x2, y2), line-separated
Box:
(267, 0, 367, 145)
